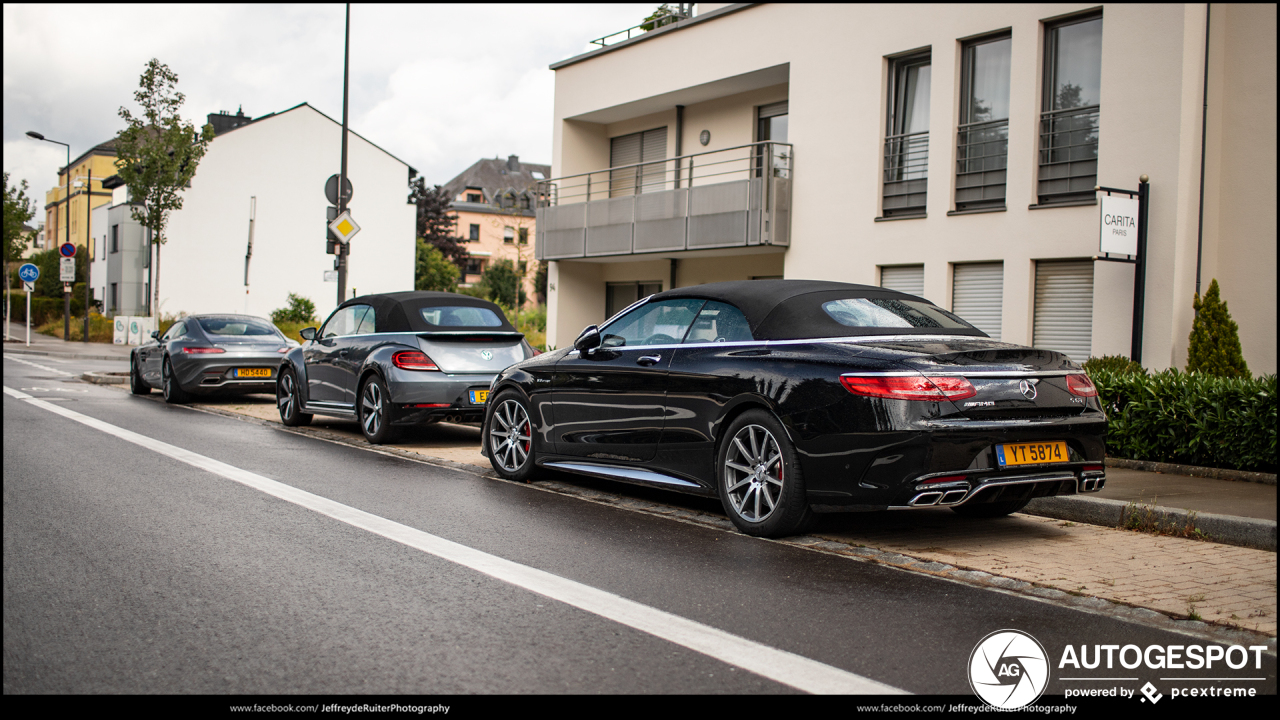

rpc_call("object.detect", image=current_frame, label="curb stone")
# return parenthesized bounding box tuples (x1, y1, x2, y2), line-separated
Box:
(1024, 495, 1277, 552)
(1105, 456, 1276, 485)
(82, 371, 129, 385)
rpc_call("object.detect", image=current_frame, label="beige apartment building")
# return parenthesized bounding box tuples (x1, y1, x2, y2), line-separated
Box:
(538, 3, 1275, 374)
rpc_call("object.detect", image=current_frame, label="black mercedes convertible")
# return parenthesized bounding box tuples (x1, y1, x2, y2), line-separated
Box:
(481, 279, 1107, 538)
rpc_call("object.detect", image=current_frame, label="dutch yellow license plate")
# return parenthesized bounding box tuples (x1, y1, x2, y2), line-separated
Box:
(469, 389, 489, 405)
(997, 441, 1068, 467)
(236, 368, 272, 378)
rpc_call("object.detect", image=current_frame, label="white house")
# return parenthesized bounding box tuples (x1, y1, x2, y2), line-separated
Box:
(99, 103, 417, 323)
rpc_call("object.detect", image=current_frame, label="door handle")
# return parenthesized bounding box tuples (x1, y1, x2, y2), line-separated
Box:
(636, 354, 662, 366)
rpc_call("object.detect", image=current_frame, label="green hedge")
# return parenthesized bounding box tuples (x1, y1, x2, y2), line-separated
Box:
(1090, 368, 1277, 473)
(5, 291, 81, 326)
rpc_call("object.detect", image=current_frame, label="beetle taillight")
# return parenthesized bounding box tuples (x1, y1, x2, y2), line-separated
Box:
(840, 375, 977, 401)
(1066, 374, 1098, 397)
(392, 351, 439, 371)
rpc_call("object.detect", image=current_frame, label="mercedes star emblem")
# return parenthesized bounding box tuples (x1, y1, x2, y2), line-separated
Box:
(1019, 379, 1038, 400)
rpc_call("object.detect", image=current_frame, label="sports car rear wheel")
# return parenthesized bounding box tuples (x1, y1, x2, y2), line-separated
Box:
(488, 391, 538, 482)
(277, 368, 312, 427)
(358, 374, 399, 444)
(717, 409, 814, 538)
(162, 358, 190, 404)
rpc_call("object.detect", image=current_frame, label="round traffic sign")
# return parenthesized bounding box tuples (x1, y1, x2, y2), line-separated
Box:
(325, 174, 353, 205)
(18, 263, 40, 282)
(59, 242, 76, 258)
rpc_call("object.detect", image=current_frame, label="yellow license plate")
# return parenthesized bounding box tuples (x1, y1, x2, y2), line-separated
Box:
(469, 389, 489, 404)
(236, 368, 272, 378)
(997, 441, 1068, 467)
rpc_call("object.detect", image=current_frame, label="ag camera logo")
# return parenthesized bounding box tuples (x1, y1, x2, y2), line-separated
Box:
(969, 630, 1050, 709)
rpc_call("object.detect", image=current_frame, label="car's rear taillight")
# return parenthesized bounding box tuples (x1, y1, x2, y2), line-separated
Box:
(182, 346, 225, 354)
(392, 350, 439, 371)
(1066, 374, 1098, 397)
(840, 374, 977, 401)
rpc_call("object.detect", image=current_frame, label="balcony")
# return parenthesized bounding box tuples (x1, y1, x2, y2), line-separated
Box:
(535, 141, 793, 261)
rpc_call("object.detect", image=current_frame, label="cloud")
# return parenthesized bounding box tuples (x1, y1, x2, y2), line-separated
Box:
(5, 3, 655, 216)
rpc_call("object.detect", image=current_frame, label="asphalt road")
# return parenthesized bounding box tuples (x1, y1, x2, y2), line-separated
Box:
(4, 352, 1275, 696)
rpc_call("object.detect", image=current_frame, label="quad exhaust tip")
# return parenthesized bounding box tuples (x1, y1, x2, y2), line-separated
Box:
(908, 490, 970, 507)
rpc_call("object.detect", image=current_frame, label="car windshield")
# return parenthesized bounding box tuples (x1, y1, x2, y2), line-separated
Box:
(822, 298, 975, 329)
(420, 306, 504, 327)
(197, 317, 281, 337)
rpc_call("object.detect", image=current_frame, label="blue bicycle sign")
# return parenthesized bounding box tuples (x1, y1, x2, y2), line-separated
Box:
(18, 263, 40, 283)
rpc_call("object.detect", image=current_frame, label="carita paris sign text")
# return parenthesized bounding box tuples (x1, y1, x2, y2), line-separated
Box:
(1099, 194, 1140, 256)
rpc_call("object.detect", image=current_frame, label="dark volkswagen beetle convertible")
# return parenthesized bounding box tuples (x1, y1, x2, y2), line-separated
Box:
(278, 292, 533, 443)
(482, 280, 1107, 538)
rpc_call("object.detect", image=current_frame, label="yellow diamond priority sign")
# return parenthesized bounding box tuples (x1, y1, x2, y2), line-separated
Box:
(328, 210, 361, 244)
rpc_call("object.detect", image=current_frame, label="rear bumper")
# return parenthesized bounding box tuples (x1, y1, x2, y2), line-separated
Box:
(893, 465, 1106, 509)
(385, 372, 494, 426)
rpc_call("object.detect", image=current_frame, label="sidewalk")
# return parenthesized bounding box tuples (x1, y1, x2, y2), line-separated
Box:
(2, 322, 133, 362)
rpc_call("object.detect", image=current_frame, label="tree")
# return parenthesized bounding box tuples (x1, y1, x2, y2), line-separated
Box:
(481, 258, 521, 309)
(114, 58, 214, 318)
(640, 4, 683, 31)
(270, 293, 318, 325)
(1186, 278, 1250, 378)
(408, 178, 469, 271)
(3, 172, 37, 325)
(415, 240, 459, 292)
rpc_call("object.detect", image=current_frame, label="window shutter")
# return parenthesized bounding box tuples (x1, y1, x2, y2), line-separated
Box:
(610, 133, 642, 197)
(880, 265, 925, 298)
(1033, 260, 1094, 362)
(952, 262, 1004, 340)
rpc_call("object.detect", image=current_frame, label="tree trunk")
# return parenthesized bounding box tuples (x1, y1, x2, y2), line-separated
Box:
(152, 240, 161, 319)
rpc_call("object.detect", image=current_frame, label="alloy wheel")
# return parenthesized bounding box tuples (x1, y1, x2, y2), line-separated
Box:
(278, 372, 297, 420)
(723, 424, 784, 523)
(489, 398, 532, 473)
(361, 380, 384, 437)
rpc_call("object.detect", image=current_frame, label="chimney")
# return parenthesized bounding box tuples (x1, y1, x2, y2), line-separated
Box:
(507, 154, 520, 171)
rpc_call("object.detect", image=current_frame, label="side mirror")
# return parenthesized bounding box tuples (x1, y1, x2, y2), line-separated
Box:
(573, 325, 601, 353)
(300, 327, 317, 341)
(150, 331, 160, 340)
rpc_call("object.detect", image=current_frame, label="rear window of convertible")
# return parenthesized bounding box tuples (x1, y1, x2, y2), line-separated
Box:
(821, 298, 975, 329)
(420, 306, 504, 327)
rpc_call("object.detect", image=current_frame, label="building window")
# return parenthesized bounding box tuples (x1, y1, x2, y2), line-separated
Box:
(605, 281, 663, 320)
(504, 226, 515, 244)
(467, 192, 482, 203)
(110, 225, 119, 253)
(956, 34, 1011, 212)
(518, 261, 528, 275)
(465, 258, 487, 276)
(469, 223, 480, 241)
(883, 51, 931, 218)
(610, 127, 667, 197)
(879, 265, 925, 297)
(755, 101, 790, 179)
(518, 227, 528, 245)
(1038, 13, 1102, 205)
(110, 283, 118, 312)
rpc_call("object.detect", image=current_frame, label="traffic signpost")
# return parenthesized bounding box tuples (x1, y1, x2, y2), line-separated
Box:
(18, 263, 39, 346)
(59, 242, 76, 258)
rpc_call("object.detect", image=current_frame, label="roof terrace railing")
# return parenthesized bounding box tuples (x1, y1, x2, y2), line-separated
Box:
(535, 141, 793, 260)
(588, 4, 692, 48)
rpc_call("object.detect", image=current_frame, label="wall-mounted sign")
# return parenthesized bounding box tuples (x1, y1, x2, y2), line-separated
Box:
(1099, 194, 1139, 256)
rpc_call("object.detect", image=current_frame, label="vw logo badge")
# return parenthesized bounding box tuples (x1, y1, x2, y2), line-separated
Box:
(481, 350, 493, 361)
(1019, 379, 1038, 400)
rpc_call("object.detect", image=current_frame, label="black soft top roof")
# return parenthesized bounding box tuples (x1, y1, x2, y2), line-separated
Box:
(650, 279, 984, 341)
(339, 291, 516, 334)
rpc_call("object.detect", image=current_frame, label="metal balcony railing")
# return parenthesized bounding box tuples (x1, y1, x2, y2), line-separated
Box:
(882, 130, 929, 217)
(956, 118, 1009, 211)
(535, 141, 793, 260)
(1037, 105, 1099, 204)
(589, 4, 692, 47)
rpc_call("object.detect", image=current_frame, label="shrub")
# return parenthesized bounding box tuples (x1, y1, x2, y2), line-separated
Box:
(415, 240, 459, 292)
(1083, 354, 1146, 376)
(1186, 278, 1249, 378)
(271, 293, 317, 325)
(1091, 367, 1276, 473)
(480, 259, 521, 309)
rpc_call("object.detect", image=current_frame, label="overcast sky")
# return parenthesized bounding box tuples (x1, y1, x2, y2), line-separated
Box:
(3, 3, 655, 219)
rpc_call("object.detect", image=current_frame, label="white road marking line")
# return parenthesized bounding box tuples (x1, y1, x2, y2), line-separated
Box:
(3, 385, 906, 695)
(3, 354, 75, 376)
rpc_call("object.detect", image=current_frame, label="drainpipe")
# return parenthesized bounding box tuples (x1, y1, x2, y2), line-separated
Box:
(674, 105, 685, 188)
(670, 258, 678, 291)
(1195, 4, 1211, 297)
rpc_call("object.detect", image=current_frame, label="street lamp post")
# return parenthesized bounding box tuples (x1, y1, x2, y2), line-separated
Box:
(74, 172, 95, 342)
(25, 131, 71, 342)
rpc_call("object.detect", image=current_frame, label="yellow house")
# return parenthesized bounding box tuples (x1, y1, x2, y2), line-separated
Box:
(42, 139, 118, 261)
(442, 155, 549, 302)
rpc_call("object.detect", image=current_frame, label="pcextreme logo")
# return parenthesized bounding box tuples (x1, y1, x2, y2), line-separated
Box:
(969, 629, 1050, 709)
